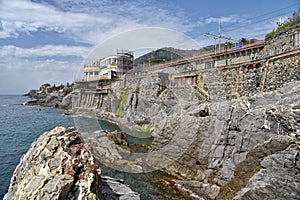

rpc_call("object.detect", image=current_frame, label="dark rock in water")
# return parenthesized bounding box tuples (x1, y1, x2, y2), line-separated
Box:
(25, 99, 38, 105)
(25, 91, 74, 110)
(129, 143, 149, 153)
(64, 110, 74, 115)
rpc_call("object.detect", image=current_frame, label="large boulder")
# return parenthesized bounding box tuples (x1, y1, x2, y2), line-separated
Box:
(4, 127, 102, 200)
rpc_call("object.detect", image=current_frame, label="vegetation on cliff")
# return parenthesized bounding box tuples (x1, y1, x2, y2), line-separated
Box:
(266, 14, 300, 38)
(116, 88, 129, 117)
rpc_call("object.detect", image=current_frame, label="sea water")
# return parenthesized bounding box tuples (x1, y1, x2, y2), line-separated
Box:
(0, 95, 74, 199)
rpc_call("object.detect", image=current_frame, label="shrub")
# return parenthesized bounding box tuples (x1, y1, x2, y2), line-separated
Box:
(64, 88, 73, 96)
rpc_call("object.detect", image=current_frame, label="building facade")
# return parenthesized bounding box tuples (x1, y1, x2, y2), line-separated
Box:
(83, 49, 133, 82)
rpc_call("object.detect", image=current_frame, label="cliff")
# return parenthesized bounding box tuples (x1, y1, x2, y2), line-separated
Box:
(23, 45, 299, 199)
(147, 81, 300, 199)
(74, 69, 300, 199)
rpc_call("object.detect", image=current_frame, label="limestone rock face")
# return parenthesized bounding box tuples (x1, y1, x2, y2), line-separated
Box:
(4, 127, 102, 200)
(147, 81, 300, 199)
(76, 70, 300, 199)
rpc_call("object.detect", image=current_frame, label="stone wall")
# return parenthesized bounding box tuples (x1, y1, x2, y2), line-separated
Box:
(203, 49, 299, 100)
(73, 91, 100, 110)
(263, 51, 300, 92)
(203, 64, 264, 100)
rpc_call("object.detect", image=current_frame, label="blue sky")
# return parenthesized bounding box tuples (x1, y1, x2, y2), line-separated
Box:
(0, 0, 299, 94)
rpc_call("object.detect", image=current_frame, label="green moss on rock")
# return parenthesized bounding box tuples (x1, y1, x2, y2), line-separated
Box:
(116, 89, 129, 118)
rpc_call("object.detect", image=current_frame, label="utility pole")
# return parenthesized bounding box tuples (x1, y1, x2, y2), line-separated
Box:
(218, 19, 221, 53)
(205, 20, 233, 54)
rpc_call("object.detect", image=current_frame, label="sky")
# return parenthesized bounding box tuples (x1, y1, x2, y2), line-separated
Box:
(0, 0, 299, 94)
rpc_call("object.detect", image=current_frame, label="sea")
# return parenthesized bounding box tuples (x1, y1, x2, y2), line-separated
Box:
(0, 95, 74, 199)
(0, 95, 189, 200)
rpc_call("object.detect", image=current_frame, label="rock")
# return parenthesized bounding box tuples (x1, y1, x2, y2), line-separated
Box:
(187, 102, 209, 117)
(101, 176, 140, 200)
(75, 69, 300, 199)
(82, 130, 146, 173)
(4, 127, 102, 200)
(26, 90, 74, 110)
(146, 81, 300, 199)
(59, 91, 74, 110)
(233, 144, 300, 200)
(44, 93, 61, 104)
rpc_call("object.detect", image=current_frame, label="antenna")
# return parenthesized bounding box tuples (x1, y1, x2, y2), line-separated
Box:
(204, 20, 233, 53)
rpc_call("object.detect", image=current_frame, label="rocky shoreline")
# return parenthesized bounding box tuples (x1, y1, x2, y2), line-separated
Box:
(19, 76, 300, 199)
(72, 72, 300, 199)
(16, 49, 300, 199)
(24, 84, 74, 110)
(4, 127, 140, 200)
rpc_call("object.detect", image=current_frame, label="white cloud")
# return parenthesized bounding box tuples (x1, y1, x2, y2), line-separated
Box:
(0, 0, 190, 45)
(0, 56, 81, 94)
(1, 45, 90, 58)
(0, 0, 112, 42)
(86, 27, 201, 61)
(227, 18, 278, 40)
(203, 15, 249, 25)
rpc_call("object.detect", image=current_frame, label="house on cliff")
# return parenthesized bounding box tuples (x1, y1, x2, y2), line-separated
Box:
(76, 49, 133, 90)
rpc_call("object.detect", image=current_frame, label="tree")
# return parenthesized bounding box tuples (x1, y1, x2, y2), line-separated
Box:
(240, 37, 248, 44)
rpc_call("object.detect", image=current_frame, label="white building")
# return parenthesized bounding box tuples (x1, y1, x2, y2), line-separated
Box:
(83, 50, 133, 81)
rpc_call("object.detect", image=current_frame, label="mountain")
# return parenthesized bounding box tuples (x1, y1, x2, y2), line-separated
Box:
(133, 46, 214, 67)
(133, 38, 261, 67)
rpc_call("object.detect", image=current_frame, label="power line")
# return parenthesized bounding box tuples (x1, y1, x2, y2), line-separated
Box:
(199, 3, 300, 37)
(220, 3, 300, 33)
(205, 20, 233, 53)
(222, 7, 300, 35)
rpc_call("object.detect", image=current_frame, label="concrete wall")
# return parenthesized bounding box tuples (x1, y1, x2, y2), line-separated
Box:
(73, 91, 99, 109)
